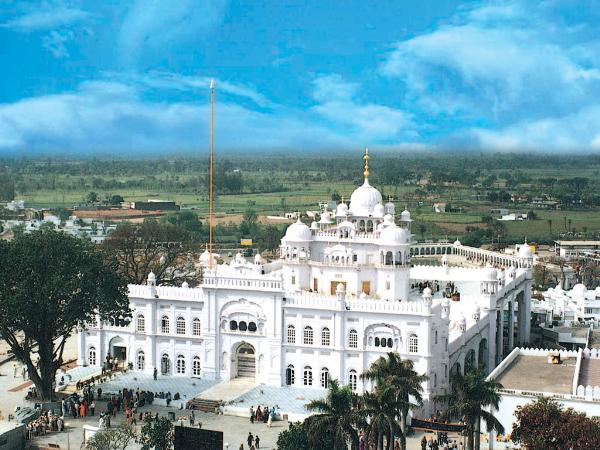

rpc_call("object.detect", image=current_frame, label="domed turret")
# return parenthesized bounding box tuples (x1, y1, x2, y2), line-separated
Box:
(385, 200, 395, 215)
(284, 219, 311, 241)
(453, 239, 462, 247)
(254, 253, 263, 265)
(373, 203, 385, 218)
(199, 249, 218, 267)
(310, 221, 319, 230)
(319, 210, 333, 225)
(182, 281, 189, 289)
(400, 210, 411, 222)
(349, 179, 383, 216)
(572, 283, 587, 297)
(382, 214, 394, 227)
(379, 225, 409, 245)
(147, 271, 156, 285)
(336, 202, 349, 217)
(518, 244, 533, 258)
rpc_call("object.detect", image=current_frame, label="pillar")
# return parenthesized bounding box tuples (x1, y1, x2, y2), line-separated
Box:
(496, 305, 504, 365)
(77, 327, 86, 366)
(508, 300, 515, 351)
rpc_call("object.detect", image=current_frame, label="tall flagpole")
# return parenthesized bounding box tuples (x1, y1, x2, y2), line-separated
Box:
(209, 79, 215, 270)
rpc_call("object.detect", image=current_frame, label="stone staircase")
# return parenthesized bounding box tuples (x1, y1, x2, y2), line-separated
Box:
(578, 358, 600, 387)
(190, 398, 222, 412)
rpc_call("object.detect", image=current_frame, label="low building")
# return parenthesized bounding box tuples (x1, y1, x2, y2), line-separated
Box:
(131, 200, 179, 211)
(485, 347, 600, 449)
(555, 240, 600, 259)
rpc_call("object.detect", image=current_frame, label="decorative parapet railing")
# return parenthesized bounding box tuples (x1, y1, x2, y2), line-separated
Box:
(284, 293, 431, 315)
(411, 242, 525, 269)
(201, 276, 283, 292)
(128, 284, 205, 301)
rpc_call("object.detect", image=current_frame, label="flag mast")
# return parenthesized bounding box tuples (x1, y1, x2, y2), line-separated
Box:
(209, 79, 215, 270)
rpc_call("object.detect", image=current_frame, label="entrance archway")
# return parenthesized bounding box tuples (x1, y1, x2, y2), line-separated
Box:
(108, 336, 127, 368)
(161, 353, 171, 375)
(236, 343, 256, 378)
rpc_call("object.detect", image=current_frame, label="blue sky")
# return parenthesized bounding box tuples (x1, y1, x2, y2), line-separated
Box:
(1, 0, 600, 155)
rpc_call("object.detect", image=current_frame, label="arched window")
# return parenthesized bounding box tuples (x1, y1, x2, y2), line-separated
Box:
(176, 355, 186, 374)
(287, 325, 296, 344)
(374, 337, 380, 347)
(248, 322, 257, 332)
(348, 369, 357, 390)
(321, 367, 329, 389)
(348, 329, 358, 348)
(137, 351, 145, 370)
(303, 326, 313, 345)
(409, 334, 419, 353)
(239, 321, 248, 332)
(137, 315, 145, 332)
(387, 338, 393, 348)
(88, 347, 96, 366)
(321, 327, 330, 346)
(161, 316, 170, 334)
(286, 365, 295, 385)
(176, 317, 186, 335)
(435, 330, 438, 345)
(380, 338, 387, 348)
(303, 366, 313, 386)
(192, 318, 201, 336)
(230, 320, 238, 331)
(192, 356, 201, 376)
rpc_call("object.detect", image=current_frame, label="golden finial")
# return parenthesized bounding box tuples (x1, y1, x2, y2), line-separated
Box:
(388, 194, 393, 202)
(363, 147, 370, 179)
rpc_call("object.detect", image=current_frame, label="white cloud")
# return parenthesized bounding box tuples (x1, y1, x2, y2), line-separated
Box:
(117, 0, 227, 67)
(41, 30, 73, 58)
(310, 74, 415, 142)
(2, 5, 91, 31)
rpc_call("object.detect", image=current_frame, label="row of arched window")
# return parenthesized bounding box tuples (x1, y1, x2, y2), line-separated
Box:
(285, 325, 418, 353)
(285, 365, 358, 390)
(229, 320, 258, 333)
(136, 315, 201, 336)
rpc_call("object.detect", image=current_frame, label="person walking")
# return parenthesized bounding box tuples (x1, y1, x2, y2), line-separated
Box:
(153, 367, 158, 380)
(90, 400, 95, 416)
(247, 432, 254, 448)
(254, 435, 260, 449)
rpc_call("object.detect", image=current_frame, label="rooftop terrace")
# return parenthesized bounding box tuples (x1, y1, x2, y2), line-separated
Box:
(495, 354, 577, 394)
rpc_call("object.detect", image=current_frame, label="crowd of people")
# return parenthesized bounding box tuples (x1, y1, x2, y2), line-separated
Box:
(24, 411, 64, 440)
(249, 404, 280, 427)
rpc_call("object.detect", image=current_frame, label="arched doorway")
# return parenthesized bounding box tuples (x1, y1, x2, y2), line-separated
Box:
(108, 336, 127, 368)
(236, 343, 256, 378)
(161, 353, 171, 375)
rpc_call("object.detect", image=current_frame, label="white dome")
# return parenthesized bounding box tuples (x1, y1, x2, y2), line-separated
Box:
(373, 203, 385, 218)
(148, 271, 156, 282)
(182, 281, 189, 289)
(359, 291, 367, 299)
(385, 201, 395, 215)
(199, 249, 217, 266)
(453, 239, 462, 246)
(336, 202, 349, 216)
(284, 219, 311, 241)
(338, 220, 355, 229)
(423, 287, 432, 297)
(379, 225, 409, 245)
(254, 253, 263, 264)
(572, 283, 587, 296)
(518, 244, 533, 258)
(400, 210, 411, 221)
(310, 221, 319, 230)
(383, 214, 394, 226)
(319, 211, 333, 224)
(441, 253, 449, 264)
(349, 179, 383, 216)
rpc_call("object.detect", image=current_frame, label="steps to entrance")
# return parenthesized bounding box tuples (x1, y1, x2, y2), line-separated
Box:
(193, 377, 256, 409)
(190, 398, 221, 413)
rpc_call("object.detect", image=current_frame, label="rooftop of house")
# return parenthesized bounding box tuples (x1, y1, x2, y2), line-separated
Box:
(495, 354, 577, 394)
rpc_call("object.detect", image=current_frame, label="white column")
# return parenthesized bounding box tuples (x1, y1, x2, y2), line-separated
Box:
(77, 327, 86, 366)
(496, 306, 504, 365)
(508, 301, 515, 351)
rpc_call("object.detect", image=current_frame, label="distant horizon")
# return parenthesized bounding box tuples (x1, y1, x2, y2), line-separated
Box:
(2, 1, 600, 154)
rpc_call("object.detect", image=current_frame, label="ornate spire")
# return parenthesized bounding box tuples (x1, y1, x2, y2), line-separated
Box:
(363, 147, 370, 179)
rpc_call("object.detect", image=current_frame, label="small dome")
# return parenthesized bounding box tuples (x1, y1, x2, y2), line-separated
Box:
(349, 179, 383, 216)
(385, 201, 395, 215)
(324, 246, 333, 255)
(400, 210, 411, 221)
(474, 303, 481, 313)
(379, 225, 409, 245)
(182, 281, 189, 289)
(423, 287, 432, 297)
(336, 202, 349, 216)
(199, 249, 217, 266)
(453, 239, 462, 246)
(148, 271, 156, 282)
(383, 214, 394, 226)
(518, 244, 533, 258)
(459, 314, 467, 325)
(572, 283, 587, 296)
(373, 203, 385, 218)
(319, 211, 333, 224)
(441, 254, 449, 264)
(284, 219, 312, 241)
(359, 291, 367, 299)
(482, 264, 498, 281)
(254, 253, 263, 264)
(336, 283, 346, 294)
(310, 221, 319, 230)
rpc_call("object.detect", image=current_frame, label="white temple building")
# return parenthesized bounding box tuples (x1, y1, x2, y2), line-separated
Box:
(78, 151, 533, 416)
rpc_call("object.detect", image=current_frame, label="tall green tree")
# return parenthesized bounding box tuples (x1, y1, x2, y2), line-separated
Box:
(137, 416, 174, 450)
(360, 388, 401, 450)
(512, 397, 600, 450)
(361, 352, 427, 450)
(436, 368, 504, 450)
(304, 379, 361, 450)
(0, 230, 130, 400)
(276, 421, 333, 450)
(103, 220, 198, 286)
(86, 423, 136, 450)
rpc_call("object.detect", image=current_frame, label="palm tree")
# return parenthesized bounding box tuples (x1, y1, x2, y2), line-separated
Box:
(436, 368, 504, 450)
(304, 379, 361, 450)
(547, 219, 553, 235)
(361, 352, 428, 450)
(360, 388, 402, 450)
